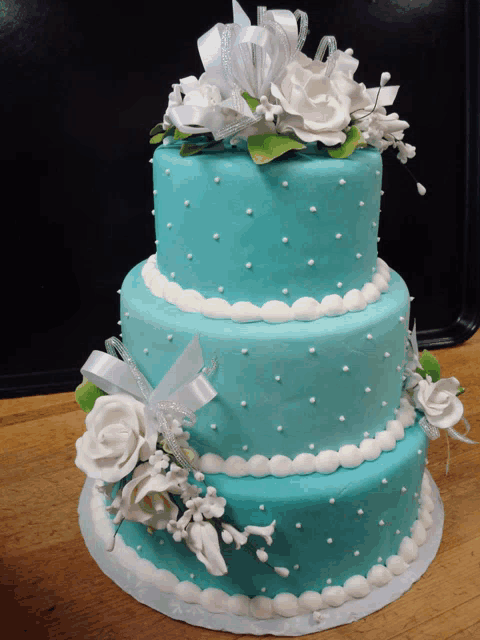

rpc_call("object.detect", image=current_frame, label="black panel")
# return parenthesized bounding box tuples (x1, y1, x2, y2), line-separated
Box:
(3, 0, 479, 398)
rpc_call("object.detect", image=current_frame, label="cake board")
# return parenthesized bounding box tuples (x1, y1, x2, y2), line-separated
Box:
(78, 472, 444, 636)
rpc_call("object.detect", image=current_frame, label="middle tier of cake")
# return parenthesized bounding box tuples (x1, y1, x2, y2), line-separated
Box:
(120, 260, 412, 476)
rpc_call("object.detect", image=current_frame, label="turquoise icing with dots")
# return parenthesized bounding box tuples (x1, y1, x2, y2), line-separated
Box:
(120, 262, 410, 461)
(153, 144, 382, 306)
(110, 423, 428, 599)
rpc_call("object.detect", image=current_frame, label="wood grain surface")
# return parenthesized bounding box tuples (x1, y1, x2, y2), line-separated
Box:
(2, 333, 480, 640)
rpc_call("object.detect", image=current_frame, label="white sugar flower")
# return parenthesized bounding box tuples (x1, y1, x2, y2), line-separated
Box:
(185, 520, 228, 576)
(185, 496, 205, 522)
(167, 518, 188, 542)
(200, 486, 227, 519)
(414, 376, 464, 429)
(75, 393, 156, 483)
(395, 140, 416, 164)
(221, 523, 248, 549)
(149, 450, 170, 472)
(255, 96, 284, 122)
(180, 482, 203, 502)
(244, 520, 277, 546)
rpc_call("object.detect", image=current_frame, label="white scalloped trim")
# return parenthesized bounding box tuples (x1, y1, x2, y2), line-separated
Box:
(141, 255, 392, 324)
(91, 471, 434, 620)
(200, 395, 416, 477)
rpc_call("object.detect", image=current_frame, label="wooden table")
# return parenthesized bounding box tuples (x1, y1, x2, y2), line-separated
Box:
(2, 333, 480, 640)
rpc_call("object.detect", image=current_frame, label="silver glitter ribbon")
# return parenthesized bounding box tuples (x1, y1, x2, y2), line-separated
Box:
(169, 1, 336, 141)
(80, 335, 217, 471)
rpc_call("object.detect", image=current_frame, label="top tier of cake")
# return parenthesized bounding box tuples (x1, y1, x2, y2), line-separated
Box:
(153, 144, 382, 308)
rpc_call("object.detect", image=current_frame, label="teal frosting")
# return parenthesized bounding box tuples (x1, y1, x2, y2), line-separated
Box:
(111, 422, 428, 598)
(153, 144, 382, 306)
(120, 262, 410, 460)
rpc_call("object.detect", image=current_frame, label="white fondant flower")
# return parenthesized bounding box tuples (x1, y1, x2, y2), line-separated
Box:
(180, 482, 203, 502)
(221, 523, 248, 549)
(244, 519, 277, 546)
(200, 486, 227, 519)
(271, 51, 371, 145)
(354, 108, 410, 153)
(255, 95, 284, 122)
(413, 376, 464, 429)
(75, 393, 156, 483)
(395, 140, 416, 164)
(185, 520, 228, 576)
(163, 83, 183, 129)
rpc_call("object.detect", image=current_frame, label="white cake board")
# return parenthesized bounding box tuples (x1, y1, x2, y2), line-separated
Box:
(78, 472, 444, 636)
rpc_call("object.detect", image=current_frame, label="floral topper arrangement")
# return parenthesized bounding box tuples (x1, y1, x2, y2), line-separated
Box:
(150, 0, 422, 187)
(403, 325, 476, 472)
(75, 336, 289, 579)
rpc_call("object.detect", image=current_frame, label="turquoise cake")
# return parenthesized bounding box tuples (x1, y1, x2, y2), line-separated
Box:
(74, 2, 470, 634)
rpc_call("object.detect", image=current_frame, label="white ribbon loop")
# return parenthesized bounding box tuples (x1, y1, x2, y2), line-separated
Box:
(80, 351, 145, 402)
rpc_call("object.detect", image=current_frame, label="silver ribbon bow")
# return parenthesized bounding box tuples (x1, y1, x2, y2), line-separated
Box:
(80, 335, 217, 471)
(168, 1, 337, 141)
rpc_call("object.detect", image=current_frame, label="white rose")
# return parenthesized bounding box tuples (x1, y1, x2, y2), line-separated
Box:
(413, 376, 464, 429)
(75, 393, 155, 483)
(271, 51, 371, 145)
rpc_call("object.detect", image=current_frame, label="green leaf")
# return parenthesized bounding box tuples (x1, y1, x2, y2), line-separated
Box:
(174, 128, 191, 141)
(180, 142, 212, 157)
(328, 126, 364, 159)
(247, 133, 306, 165)
(75, 377, 107, 413)
(242, 91, 260, 114)
(418, 350, 442, 383)
(457, 386, 465, 396)
(149, 122, 168, 137)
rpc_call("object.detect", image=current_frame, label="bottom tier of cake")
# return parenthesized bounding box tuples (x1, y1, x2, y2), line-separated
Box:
(78, 420, 443, 635)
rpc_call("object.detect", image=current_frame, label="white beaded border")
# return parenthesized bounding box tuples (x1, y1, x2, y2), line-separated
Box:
(200, 396, 416, 478)
(141, 255, 392, 324)
(89, 471, 435, 620)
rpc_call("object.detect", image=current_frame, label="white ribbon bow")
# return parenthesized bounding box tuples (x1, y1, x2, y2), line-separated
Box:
(80, 335, 217, 470)
(168, 1, 337, 141)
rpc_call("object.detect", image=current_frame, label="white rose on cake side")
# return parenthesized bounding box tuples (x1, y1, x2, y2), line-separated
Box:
(75, 393, 156, 483)
(413, 376, 464, 429)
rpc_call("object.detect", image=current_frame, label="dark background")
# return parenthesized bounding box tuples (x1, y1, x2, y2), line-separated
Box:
(2, 0, 479, 398)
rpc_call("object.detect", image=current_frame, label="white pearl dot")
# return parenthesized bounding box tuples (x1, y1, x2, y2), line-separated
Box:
(326, 579, 332, 585)
(166, 222, 172, 228)
(329, 498, 335, 504)
(213, 233, 220, 240)
(211, 423, 217, 430)
(282, 288, 289, 295)
(384, 352, 391, 358)
(294, 564, 300, 570)
(137, 545, 142, 551)
(342, 365, 349, 372)
(339, 415, 345, 422)
(399, 316, 405, 322)
(259, 504, 265, 511)
(296, 522, 302, 529)
(190, 573, 195, 579)
(372, 266, 376, 272)
(414, 492, 419, 498)
(143, 348, 148, 354)
(124, 311, 129, 317)
(376, 170, 381, 176)
(372, 221, 377, 227)
(418, 449, 423, 455)
(246, 208, 253, 215)
(277, 425, 283, 432)
(396, 365, 402, 372)
(261, 587, 266, 593)
(365, 387, 371, 393)
(336, 233, 343, 239)
(184, 200, 190, 207)
(241, 348, 248, 355)
(309, 347, 316, 354)
(152, 209, 155, 215)
(154, 240, 159, 245)
(153, 190, 158, 195)
(382, 401, 388, 407)
(339, 179, 346, 185)
(282, 237, 288, 244)
(275, 375, 281, 381)
(396, 529, 401, 535)
(401, 486, 407, 493)
(309, 397, 316, 404)
(165, 169, 170, 175)
(382, 478, 388, 484)
(379, 520, 385, 526)
(170, 272, 175, 279)
(327, 538, 333, 544)
(359, 201, 365, 206)
(377, 237, 381, 242)
(367, 333, 373, 340)
(245, 262, 252, 269)
(377, 557, 383, 563)
(357, 509, 364, 515)
(282, 180, 288, 187)
(354, 550, 360, 556)
(309, 443, 315, 450)
(167, 334, 173, 341)
(241, 400, 247, 407)
(214, 176, 220, 183)
(310, 206, 317, 213)
(308, 259, 315, 266)
(187, 253, 193, 260)
(242, 445, 248, 451)
(364, 431, 370, 438)
(337, 282, 343, 288)
(381, 190, 384, 195)
(218, 286, 224, 293)
(356, 253, 362, 259)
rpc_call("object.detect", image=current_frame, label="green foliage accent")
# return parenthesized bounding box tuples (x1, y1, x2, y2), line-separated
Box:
(457, 386, 465, 396)
(174, 128, 191, 141)
(247, 133, 305, 165)
(416, 350, 442, 383)
(242, 91, 260, 114)
(180, 142, 213, 157)
(328, 126, 364, 159)
(75, 377, 107, 413)
(149, 125, 174, 145)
